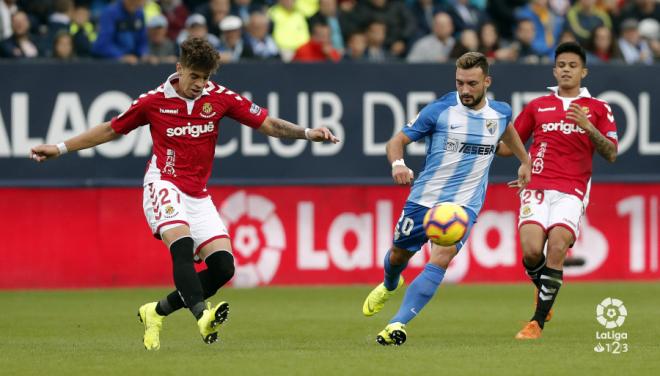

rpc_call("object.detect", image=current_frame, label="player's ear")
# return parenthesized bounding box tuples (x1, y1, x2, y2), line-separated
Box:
(176, 62, 182, 75)
(484, 75, 492, 89)
(581, 67, 588, 79)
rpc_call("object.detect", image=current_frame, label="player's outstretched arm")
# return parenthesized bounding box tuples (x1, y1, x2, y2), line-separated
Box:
(386, 131, 414, 185)
(258, 116, 340, 143)
(495, 141, 513, 157)
(30, 122, 121, 162)
(500, 123, 531, 191)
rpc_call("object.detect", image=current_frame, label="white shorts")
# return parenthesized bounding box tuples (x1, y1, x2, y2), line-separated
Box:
(143, 180, 229, 258)
(518, 189, 584, 241)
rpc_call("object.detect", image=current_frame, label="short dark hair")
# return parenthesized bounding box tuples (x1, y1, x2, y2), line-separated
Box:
(554, 41, 587, 65)
(456, 52, 489, 75)
(179, 37, 221, 74)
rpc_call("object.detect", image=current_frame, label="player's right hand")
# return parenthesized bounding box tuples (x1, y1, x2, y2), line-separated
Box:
(392, 165, 414, 185)
(30, 144, 60, 162)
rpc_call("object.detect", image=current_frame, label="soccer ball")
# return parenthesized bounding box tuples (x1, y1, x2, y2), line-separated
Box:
(423, 202, 469, 246)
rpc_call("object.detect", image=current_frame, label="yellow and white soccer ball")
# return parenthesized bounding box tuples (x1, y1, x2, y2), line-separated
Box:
(423, 202, 469, 246)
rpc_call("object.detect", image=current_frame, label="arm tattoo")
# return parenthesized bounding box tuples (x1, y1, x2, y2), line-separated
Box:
(265, 118, 305, 140)
(588, 128, 617, 162)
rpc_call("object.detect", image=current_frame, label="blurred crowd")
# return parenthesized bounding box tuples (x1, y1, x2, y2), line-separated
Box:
(0, 0, 658, 64)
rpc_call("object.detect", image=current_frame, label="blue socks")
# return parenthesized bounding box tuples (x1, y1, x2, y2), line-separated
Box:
(384, 250, 408, 291)
(390, 263, 446, 325)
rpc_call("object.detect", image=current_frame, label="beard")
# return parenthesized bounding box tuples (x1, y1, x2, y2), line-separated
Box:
(459, 90, 485, 108)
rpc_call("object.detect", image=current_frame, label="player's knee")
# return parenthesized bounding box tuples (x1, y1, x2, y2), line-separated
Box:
(206, 250, 235, 285)
(169, 236, 195, 265)
(546, 242, 569, 258)
(390, 246, 414, 265)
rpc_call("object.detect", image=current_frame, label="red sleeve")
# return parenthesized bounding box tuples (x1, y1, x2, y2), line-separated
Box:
(110, 95, 150, 134)
(513, 102, 535, 143)
(595, 100, 618, 149)
(224, 93, 269, 129)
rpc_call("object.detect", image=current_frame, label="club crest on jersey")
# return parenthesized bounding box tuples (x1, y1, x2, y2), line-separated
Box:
(163, 205, 178, 218)
(485, 119, 497, 135)
(200, 103, 216, 118)
(250, 103, 262, 115)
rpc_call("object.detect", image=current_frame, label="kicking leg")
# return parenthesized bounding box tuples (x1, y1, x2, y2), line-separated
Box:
(377, 244, 456, 346)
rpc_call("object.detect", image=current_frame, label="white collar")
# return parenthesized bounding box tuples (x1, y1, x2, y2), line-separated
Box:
(547, 86, 591, 99)
(163, 72, 210, 100)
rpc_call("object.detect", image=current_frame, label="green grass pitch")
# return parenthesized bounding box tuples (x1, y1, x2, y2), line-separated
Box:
(1, 282, 659, 376)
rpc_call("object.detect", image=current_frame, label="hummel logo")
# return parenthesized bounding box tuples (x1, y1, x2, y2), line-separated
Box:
(607, 113, 615, 122)
(160, 108, 179, 114)
(538, 107, 556, 112)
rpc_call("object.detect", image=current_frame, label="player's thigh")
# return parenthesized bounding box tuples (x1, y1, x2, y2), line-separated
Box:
(518, 189, 551, 230)
(185, 195, 231, 261)
(143, 180, 191, 244)
(519, 224, 547, 256)
(392, 201, 432, 253)
(547, 192, 583, 243)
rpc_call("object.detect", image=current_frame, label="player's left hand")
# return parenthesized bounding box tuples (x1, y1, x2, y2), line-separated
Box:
(307, 127, 340, 143)
(566, 103, 594, 134)
(507, 162, 531, 194)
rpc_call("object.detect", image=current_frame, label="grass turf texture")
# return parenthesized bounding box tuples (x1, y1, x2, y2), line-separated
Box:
(1, 282, 658, 376)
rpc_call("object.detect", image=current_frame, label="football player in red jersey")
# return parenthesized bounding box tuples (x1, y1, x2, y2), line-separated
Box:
(30, 38, 339, 350)
(498, 42, 618, 339)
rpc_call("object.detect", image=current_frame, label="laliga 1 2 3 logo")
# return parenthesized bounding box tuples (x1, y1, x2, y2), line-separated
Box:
(594, 297, 629, 354)
(218, 191, 286, 287)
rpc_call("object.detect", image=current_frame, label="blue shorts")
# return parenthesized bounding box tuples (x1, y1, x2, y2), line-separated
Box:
(393, 201, 477, 252)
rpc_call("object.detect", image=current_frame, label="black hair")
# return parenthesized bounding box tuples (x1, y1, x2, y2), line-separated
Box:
(554, 41, 587, 65)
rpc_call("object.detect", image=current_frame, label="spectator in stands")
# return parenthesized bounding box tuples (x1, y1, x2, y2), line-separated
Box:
(143, 14, 177, 64)
(177, 13, 221, 49)
(92, 0, 148, 64)
(308, 0, 346, 53)
(0, 0, 17, 41)
(70, 4, 96, 57)
(558, 28, 577, 44)
(446, 0, 487, 35)
(52, 29, 75, 60)
(565, 0, 612, 45)
(585, 24, 621, 64)
(42, 0, 74, 57)
(244, 11, 279, 60)
(511, 18, 547, 63)
(409, 0, 443, 40)
(407, 12, 455, 63)
(486, 0, 528, 41)
(353, 0, 416, 58)
(161, 0, 189, 42)
(337, 0, 362, 38)
(478, 21, 516, 62)
(618, 17, 654, 64)
(0, 10, 39, 58)
(293, 20, 341, 62)
(364, 19, 389, 61)
(195, 0, 231, 37)
(232, 0, 265, 24)
(617, 0, 660, 31)
(449, 28, 480, 59)
(343, 30, 367, 61)
(218, 14, 254, 62)
(515, 0, 564, 57)
(638, 18, 660, 60)
(269, 0, 310, 61)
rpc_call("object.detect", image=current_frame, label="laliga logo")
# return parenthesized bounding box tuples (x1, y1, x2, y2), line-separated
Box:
(218, 191, 286, 287)
(596, 297, 627, 329)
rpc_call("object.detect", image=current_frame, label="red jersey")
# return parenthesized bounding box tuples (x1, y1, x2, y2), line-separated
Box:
(111, 73, 268, 197)
(514, 87, 618, 200)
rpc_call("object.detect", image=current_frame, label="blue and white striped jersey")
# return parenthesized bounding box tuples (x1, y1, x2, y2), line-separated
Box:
(402, 91, 511, 216)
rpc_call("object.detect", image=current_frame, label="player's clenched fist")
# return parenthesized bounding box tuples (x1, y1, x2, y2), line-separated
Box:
(392, 165, 414, 185)
(566, 103, 594, 133)
(30, 144, 61, 162)
(306, 127, 340, 143)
